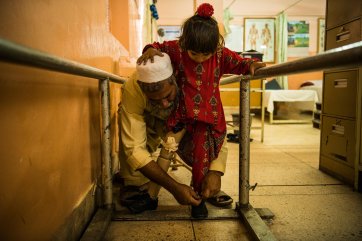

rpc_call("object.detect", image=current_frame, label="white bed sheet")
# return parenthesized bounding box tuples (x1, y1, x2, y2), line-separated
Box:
(263, 90, 319, 113)
(300, 82, 323, 103)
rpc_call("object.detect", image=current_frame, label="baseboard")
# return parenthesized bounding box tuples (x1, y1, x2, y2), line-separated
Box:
(51, 184, 101, 241)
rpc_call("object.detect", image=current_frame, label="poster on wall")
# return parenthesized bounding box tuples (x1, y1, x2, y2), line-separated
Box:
(157, 25, 181, 41)
(287, 20, 310, 57)
(318, 18, 325, 53)
(244, 18, 275, 63)
(225, 25, 243, 53)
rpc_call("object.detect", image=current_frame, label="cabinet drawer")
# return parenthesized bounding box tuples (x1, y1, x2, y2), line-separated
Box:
(323, 70, 358, 118)
(320, 116, 356, 168)
(326, 0, 362, 29)
(361, 117, 362, 167)
(325, 19, 361, 50)
(320, 155, 354, 185)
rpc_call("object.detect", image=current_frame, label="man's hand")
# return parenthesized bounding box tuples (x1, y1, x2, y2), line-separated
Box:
(172, 183, 202, 206)
(250, 61, 266, 76)
(137, 48, 164, 65)
(200, 170, 222, 199)
(140, 161, 201, 206)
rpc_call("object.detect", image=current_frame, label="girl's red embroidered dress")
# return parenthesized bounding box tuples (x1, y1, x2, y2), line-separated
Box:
(144, 41, 254, 193)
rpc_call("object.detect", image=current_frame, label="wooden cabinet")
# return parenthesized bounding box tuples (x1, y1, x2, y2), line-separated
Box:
(325, 0, 362, 29)
(220, 79, 263, 108)
(320, 0, 362, 191)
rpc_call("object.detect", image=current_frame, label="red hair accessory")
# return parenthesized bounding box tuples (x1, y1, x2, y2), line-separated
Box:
(196, 3, 214, 18)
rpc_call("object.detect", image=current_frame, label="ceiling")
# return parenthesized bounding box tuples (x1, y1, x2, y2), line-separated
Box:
(224, 0, 326, 17)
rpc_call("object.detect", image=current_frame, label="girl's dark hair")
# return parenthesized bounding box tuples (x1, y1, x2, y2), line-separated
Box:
(178, 15, 224, 54)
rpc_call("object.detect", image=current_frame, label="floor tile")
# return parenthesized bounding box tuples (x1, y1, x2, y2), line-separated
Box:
(277, 147, 320, 169)
(251, 162, 341, 185)
(251, 189, 362, 241)
(250, 183, 352, 196)
(192, 220, 252, 241)
(104, 220, 194, 241)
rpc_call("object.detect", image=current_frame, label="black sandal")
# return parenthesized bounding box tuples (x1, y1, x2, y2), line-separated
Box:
(126, 193, 158, 214)
(120, 185, 147, 206)
(191, 200, 208, 219)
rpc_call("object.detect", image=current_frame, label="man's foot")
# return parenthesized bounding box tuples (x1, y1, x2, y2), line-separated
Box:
(207, 190, 233, 207)
(126, 193, 158, 214)
(120, 185, 158, 214)
(191, 200, 208, 219)
(120, 185, 147, 206)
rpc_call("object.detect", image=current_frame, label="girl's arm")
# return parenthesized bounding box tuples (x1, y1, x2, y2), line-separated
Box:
(137, 41, 178, 65)
(221, 47, 266, 76)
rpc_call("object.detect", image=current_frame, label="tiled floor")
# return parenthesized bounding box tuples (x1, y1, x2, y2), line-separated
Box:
(104, 109, 362, 241)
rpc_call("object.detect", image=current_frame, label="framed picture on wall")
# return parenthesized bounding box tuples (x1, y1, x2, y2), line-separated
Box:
(244, 18, 275, 63)
(317, 18, 326, 53)
(287, 20, 310, 57)
(157, 25, 181, 41)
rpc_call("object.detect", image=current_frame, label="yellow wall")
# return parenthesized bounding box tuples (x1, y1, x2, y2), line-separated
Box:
(157, 0, 224, 27)
(0, 0, 131, 240)
(110, 0, 130, 51)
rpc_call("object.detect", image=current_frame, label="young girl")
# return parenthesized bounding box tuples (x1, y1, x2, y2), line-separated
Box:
(137, 3, 265, 217)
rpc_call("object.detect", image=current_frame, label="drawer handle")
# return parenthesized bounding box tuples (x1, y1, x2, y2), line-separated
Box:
(336, 27, 350, 42)
(334, 78, 348, 88)
(332, 153, 347, 162)
(332, 124, 344, 135)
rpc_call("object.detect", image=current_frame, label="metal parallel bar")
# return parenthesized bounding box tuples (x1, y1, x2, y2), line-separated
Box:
(237, 203, 277, 241)
(113, 207, 238, 221)
(238, 79, 277, 241)
(100, 79, 113, 209)
(239, 79, 250, 207)
(222, 41, 361, 241)
(220, 41, 362, 85)
(0, 38, 126, 84)
(222, 40, 362, 208)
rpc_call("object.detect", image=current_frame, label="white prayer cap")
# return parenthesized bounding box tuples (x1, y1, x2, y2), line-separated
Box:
(137, 53, 173, 83)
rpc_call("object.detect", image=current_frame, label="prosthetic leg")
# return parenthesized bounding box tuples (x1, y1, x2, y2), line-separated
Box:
(147, 128, 186, 199)
(126, 128, 186, 214)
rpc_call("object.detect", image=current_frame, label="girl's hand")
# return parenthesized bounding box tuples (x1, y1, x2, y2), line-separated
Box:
(250, 61, 266, 76)
(137, 48, 164, 65)
(200, 170, 222, 199)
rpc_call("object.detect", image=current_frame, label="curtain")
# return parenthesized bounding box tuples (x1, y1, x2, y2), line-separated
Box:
(142, 0, 158, 47)
(223, 8, 233, 36)
(275, 12, 288, 89)
(128, 0, 143, 59)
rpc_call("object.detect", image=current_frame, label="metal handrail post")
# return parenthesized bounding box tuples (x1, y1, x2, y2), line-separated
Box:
(239, 79, 251, 207)
(100, 78, 113, 209)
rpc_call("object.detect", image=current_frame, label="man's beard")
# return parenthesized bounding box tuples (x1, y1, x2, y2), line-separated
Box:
(149, 87, 179, 120)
